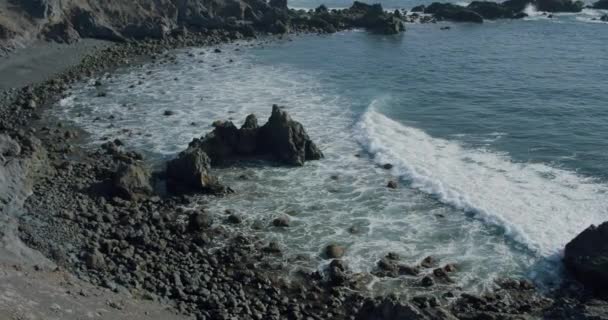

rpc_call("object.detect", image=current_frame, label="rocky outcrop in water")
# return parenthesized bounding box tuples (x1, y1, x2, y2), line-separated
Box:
(424, 3, 485, 23)
(535, 0, 584, 12)
(186, 104, 323, 166)
(165, 105, 322, 194)
(564, 222, 608, 295)
(466, 1, 527, 19)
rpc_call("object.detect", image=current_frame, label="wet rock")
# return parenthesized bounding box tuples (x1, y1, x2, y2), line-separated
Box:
(382, 163, 393, 170)
(187, 211, 213, 232)
(227, 214, 243, 224)
(387, 180, 398, 189)
(420, 256, 436, 268)
(467, 1, 521, 19)
(564, 221, 608, 294)
(602, 14, 608, 21)
(425, 3, 484, 23)
(112, 163, 153, 200)
(166, 147, 225, 194)
(325, 244, 345, 259)
(328, 259, 350, 285)
(258, 105, 324, 166)
(421, 275, 435, 287)
(164, 110, 175, 116)
(272, 216, 290, 227)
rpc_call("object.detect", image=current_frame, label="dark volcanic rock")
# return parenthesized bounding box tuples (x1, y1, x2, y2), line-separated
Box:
(602, 14, 608, 21)
(347, 2, 406, 34)
(166, 146, 225, 194)
(425, 3, 484, 23)
(564, 222, 608, 294)
(467, 1, 520, 19)
(593, 0, 608, 9)
(325, 244, 345, 259)
(112, 163, 153, 200)
(356, 296, 426, 320)
(258, 105, 324, 166)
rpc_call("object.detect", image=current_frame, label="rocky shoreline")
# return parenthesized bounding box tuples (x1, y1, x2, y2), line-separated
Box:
(2, 1, 608, 319)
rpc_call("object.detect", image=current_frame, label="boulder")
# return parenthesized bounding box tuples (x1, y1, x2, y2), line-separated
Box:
(602, 14, 608, 21)
(425, 3, 484, 23)
(564, 222, 608, 294)
(535, 0, 584, 12)
(112, 163, 153, 200)
(593, 0, 608, 9)
(166, 147, 225, 194)
(187, 211, 214, 231)
(325, 244, 345, 259)
(258, 105, 324, 166)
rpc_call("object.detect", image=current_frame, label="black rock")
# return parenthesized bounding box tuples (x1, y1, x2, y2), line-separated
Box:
(187, 211, 213, 232)
(166, 147, 225, 194)
(425, 3, 484, 23)
(258, 105, 324, 166)
(411, 4, 426, 12)
(325, 244, 345, 259)
(387, 180, 398, 189)
(467, 1, 519, 19)
(564, 221, 608, 295)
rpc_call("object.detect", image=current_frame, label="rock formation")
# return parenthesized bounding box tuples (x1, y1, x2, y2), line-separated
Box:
(564, 222, 608, 295)
(165, 105, 323, 194)
(593, 0, 608, 9)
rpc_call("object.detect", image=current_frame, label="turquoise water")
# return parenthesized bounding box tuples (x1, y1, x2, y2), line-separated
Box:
(54, 8, 608, 294)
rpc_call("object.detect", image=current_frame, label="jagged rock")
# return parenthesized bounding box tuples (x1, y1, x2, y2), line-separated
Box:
(166, 147, 225, 194)
(112, 163, 153, 200)
(258, 105, 324, 166)
(564, 221, 608, 294)
(502, 0, 533, 12)
(202, 107, 307, 164)
(348, 2, 406, 34)
(593, 0, 608, 9)
(425, 3, 484, 23)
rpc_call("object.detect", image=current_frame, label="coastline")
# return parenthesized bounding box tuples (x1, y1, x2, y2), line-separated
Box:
(1, 3, 608, 320)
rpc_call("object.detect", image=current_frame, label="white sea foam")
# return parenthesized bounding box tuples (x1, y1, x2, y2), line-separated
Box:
(356, 100, 608, 256)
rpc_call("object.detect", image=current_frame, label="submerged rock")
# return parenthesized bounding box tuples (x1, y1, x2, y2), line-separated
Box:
(564, 221, 608, 294)
(325, 244, 345, 259)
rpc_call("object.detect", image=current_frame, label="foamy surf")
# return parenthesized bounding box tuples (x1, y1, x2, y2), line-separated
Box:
(356, 101, 608, 256)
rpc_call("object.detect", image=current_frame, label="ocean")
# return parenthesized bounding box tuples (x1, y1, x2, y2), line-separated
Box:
(53, 3, 608, 294)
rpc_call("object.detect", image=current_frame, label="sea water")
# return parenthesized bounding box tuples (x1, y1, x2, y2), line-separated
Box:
(53, 3, 608, 294)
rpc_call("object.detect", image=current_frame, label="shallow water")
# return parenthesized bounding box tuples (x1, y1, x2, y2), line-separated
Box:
(53, 7, 608, 294)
